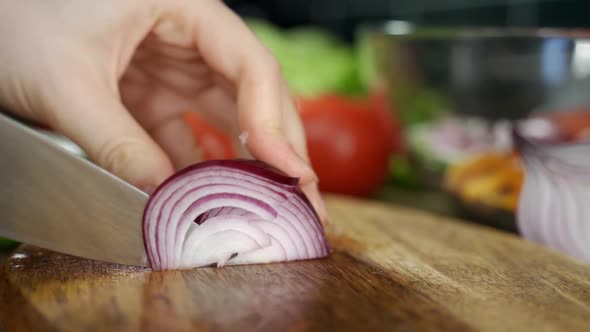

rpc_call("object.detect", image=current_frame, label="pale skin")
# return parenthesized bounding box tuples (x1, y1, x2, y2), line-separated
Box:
(0, 0, 329, 224)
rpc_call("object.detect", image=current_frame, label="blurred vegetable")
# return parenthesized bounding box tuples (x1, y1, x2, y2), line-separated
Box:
(183, 112, 236, 160)
(408, 116, 514, 173)
(444, 151, 523, 212)
(298, 93, 403, 196)
(247, 19, 364, 97)
(538, 106, 590, 141)
(354, 26, 380, 91)
(388, 155, 422, 188)
(393, 87, 449, 127)
(370, 92, 405, 154)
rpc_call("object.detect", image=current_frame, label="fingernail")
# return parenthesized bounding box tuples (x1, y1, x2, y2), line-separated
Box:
(303, 181, 330, 226)
(311, 170, 319, 183)
(296, 155, 318, 182)
(315, 197, 330, 226)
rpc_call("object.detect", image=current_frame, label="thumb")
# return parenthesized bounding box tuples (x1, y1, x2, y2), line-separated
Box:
(45, 76, 174, 193)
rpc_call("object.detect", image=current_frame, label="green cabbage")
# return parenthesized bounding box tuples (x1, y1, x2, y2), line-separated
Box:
(247, 19, 364, 97)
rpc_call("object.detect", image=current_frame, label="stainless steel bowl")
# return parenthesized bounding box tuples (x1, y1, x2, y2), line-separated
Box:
(362, 22, 590, 122)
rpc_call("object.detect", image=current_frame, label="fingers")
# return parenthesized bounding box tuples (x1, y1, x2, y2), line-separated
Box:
(46, 72, 174, 193)
(149, 113, 202, 170)
(181, 0, 318, 180)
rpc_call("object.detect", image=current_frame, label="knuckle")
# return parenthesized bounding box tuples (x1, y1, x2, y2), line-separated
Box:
(262, 53, 282, 78)
(96, 138, 146, 177)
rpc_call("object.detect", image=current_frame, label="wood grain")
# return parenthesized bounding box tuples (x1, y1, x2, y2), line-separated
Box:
(1, 195, 590, 332)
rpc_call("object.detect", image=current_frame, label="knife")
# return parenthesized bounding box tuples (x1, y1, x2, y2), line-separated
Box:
(0, 111, 149, 267)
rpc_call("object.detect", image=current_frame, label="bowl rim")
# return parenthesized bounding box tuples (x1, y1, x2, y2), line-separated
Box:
(358, 20, 590, 40)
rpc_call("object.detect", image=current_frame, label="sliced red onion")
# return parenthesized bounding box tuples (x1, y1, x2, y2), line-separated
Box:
(142, 159, 330, 271)
(513, 127, 590, 263)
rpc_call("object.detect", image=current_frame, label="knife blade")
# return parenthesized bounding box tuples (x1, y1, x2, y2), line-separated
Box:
(0, 111, 149, 267)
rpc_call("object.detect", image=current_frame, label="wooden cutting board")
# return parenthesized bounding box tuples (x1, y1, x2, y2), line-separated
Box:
(1, 195, 590, 332)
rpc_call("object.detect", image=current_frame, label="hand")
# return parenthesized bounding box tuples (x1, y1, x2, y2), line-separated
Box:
(0, 0, 328, 224)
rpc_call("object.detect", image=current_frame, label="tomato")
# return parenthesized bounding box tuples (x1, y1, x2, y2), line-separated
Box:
(368, 91, 406, 154)
(298, 93, 402, 196)
(545, 106, 590, 141)
(183, 112, 236, 160)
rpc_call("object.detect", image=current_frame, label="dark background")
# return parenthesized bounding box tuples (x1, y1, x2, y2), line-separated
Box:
(225, 0, 590, 41)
